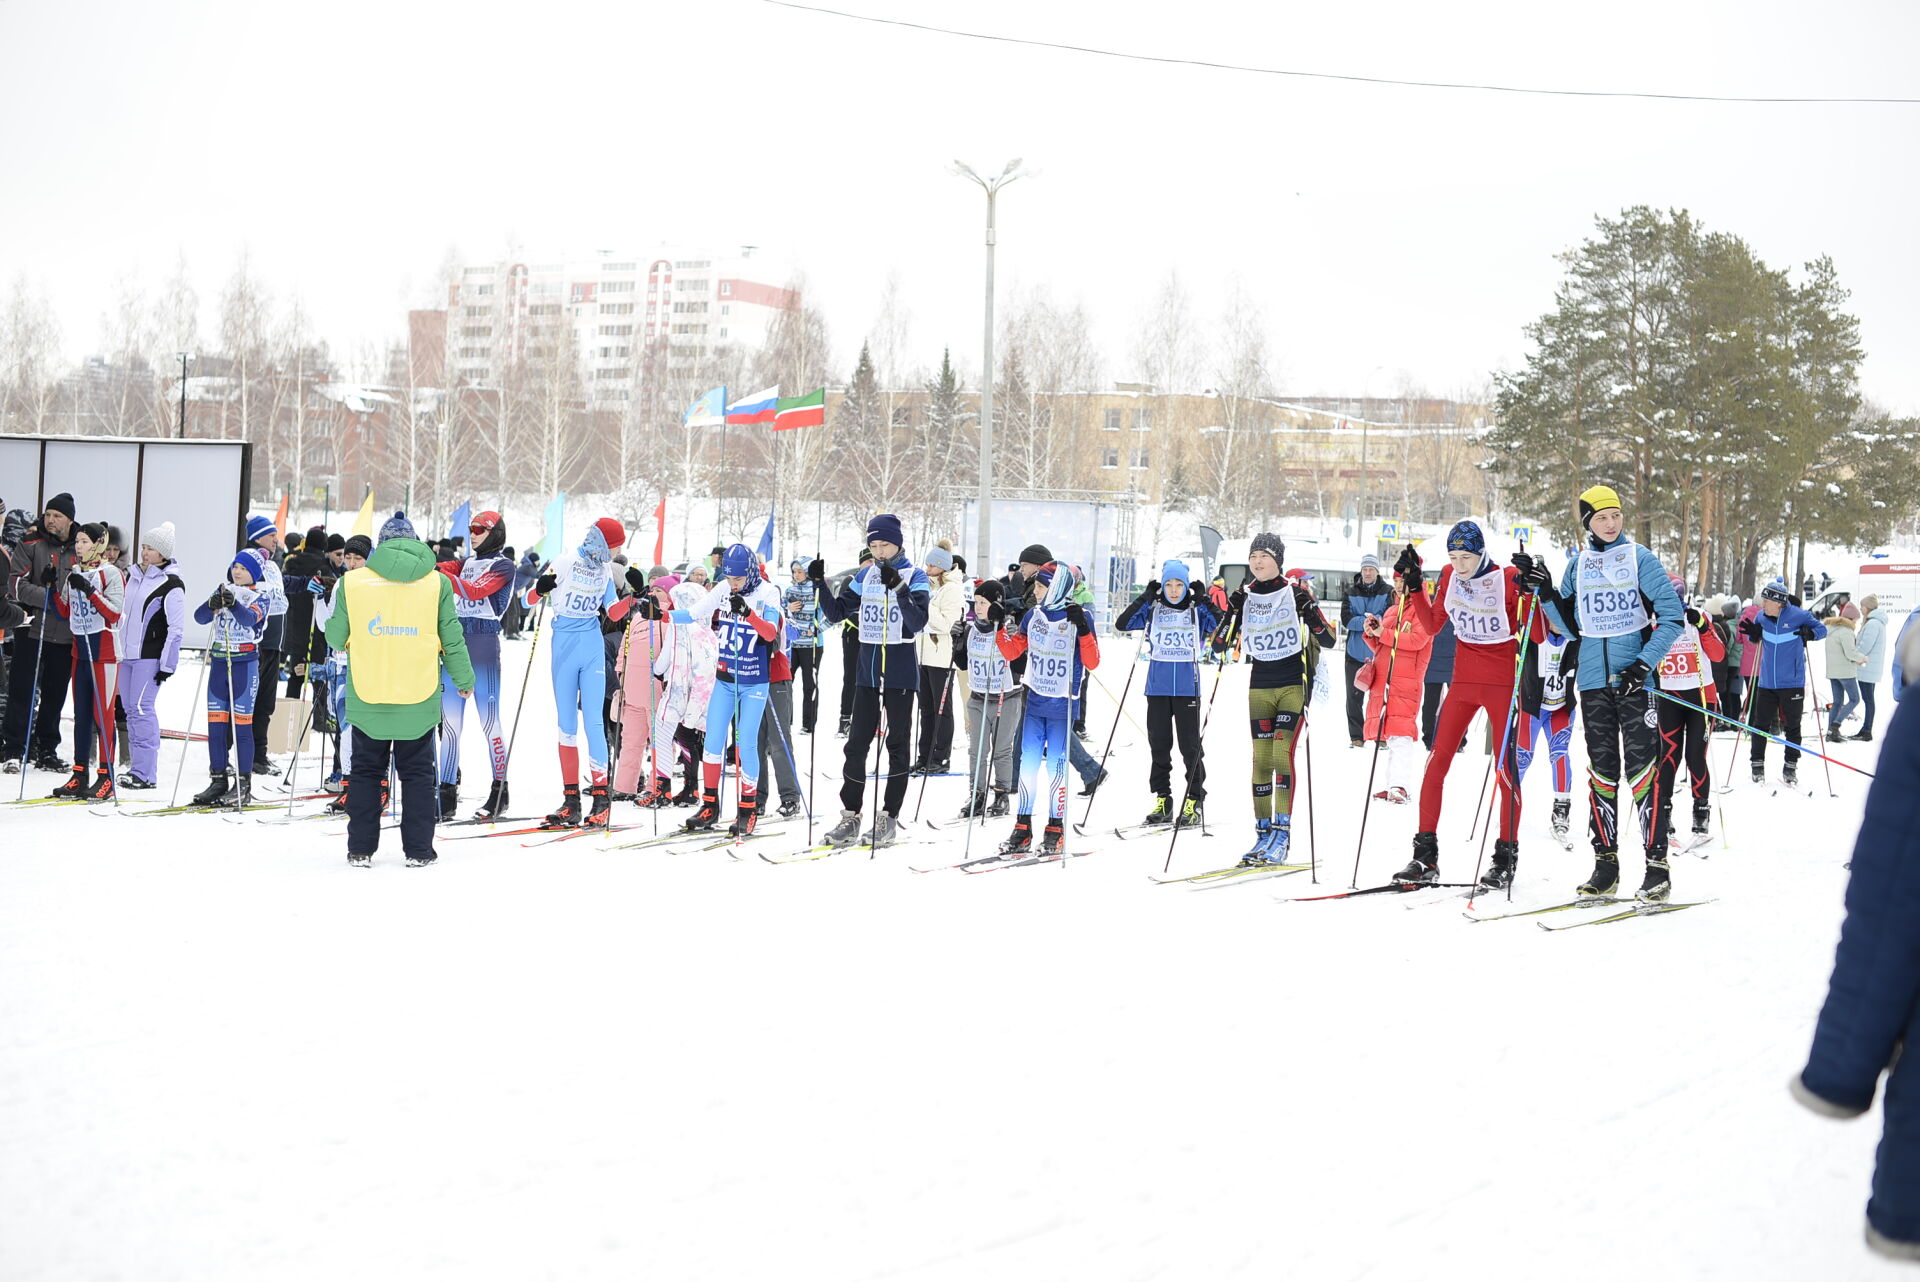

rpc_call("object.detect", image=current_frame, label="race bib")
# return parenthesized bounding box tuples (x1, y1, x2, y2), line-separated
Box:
(1656, 623, 1706, 689)
(551, 556, 608, 621)
(454, 559, 505, 620)
(858, 572, 903, 645)
(1148, 602, 1200, 664)
(1023, 616, 1076, 699)
(1539, 636, 1572, 709)
(1575, 544, 1649, 639)
(1446, 569, 1513, 645)
(967, 626, 1014, 695)
(1241, 589, 1302, 662)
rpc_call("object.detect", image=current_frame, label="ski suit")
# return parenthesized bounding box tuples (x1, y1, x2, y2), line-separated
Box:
(55, 560, 125, 772)
(688, 577, 783, 804)
(1115, 582, 1220, 803)
(436, 549, 515, 787)
(1220, 575, 1334, 823)
(527, 544, 632, 787)
(996, 602, 1101, 822)
(1655, 606, 1724, 831)
(1359, 595, 1431, 796)
(192, 582, 267, 774)
(1516, 632, 1578, 799)
(820, 555, 930, 817)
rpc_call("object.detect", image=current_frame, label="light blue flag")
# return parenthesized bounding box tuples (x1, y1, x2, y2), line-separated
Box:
(755, 503, 776, 565)
(684, 387, 726, 429)
(447, 500, 471, 546)
(528, 492, 567, 563)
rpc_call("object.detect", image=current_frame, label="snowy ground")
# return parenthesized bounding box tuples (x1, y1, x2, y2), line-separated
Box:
(0, 641, 1905, 1281)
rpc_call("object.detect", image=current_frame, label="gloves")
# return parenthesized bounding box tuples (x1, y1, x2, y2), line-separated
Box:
(1210, 628, 1232, 655)
(1143, 580, 1161, 601)
(306, 577, 328, 597)
(1228, 587, 1247, 614)
(1739, 618, 1762, 642)
(638, 596, 663, 621)
(1615, 659, 1652, 696)
(986, 601, 1007, 626)
(625, 566, 649, 594)
(803, 557, 825, 583)
(293, 663, 308, 677)
(154, 669, 172, 685)
(1393, 543, 1422, 579)
(1797, 625, 1819, 642)
(1065, 603, 1090, 636)
(1511, 552, 1553, 594)
(879, 560, 902, 590)
(40, 564, 57, 587)
(1292, 585, 1316, 614)
(534, 571, 557, 597)
(729, 592, 749, 617)
(208, 587, 236, 611)
(67, 571, 91, 594)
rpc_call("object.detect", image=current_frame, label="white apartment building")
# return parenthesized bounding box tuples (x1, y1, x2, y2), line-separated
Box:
(444, 248, 797, 406)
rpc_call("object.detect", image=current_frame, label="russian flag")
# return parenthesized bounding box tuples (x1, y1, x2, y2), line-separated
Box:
(725, 385, 779, 426)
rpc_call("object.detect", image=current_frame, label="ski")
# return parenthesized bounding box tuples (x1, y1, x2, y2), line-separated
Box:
(1151, 861, 1311, 886)
(1186, 863, 1314, 890)
(116, 801, 280, 818)
(441, 821, 578, 841)
(520, 822, 652, 847)
(443, 813, 538, 828)
(1285, 881, 1482, 902)
(762, 836, 918, 864)
(961, 846, 1100, 873)
(1462, 896, 1631, 922)
(911, 850, 1027, 874)
(5, 796, 92, 809)
(1537, 899, 1713, 931)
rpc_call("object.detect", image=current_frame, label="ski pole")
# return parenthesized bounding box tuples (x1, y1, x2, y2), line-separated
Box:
(167, 645, 213, 809)
(281, 699, 317, 822)
(870, 622, 887, 858)
(1469, 591, 1537, 901)
(1083, 667, 1150, 740)
(1802, 636, 1839, 797)
(806, 646, 818, 845)
(958, 682, 1006, 864)
(13, 622, 49, 801)
(1162, 613, 1239, 875)
(1349, 587, 1406, 889)
(1071, 629, 1147, 835)
(1650, 686, 1871, 779)
(910, 664, 956, 824)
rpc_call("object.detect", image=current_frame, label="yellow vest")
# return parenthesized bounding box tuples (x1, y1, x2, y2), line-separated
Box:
(341, 567, 444, 703)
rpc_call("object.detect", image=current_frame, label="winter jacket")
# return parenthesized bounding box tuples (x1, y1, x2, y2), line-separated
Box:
(1895, 613, 1919, 702)
(1736, 605, 1761, 677)
(56, 560, 125, 646)
(1360, 600, 1431, 741)
(1115, 587, 1220, 697)
(1540, 534, 1686, 692)
(254, 548, 288, 651)
(1739, 604, 1827, 691)
(280, 547, 330, 663)
(1857, 607, 1889, 684)
(782, 581, 825, 649)
(1824, 616, 1864, 679)
(997, 602, 1101, 718)
(193, 584, 268, 654)
(122, 560, 186, 672)
(1424, 615, 1456, 684)
(323, 535, 475, 741)
(12, 526, 78, 644)
(1340, 575, 1394, 663)
(1406, 560, 1541, 688)
(916, 573, 963, 670)
(819, 553, 930, 691)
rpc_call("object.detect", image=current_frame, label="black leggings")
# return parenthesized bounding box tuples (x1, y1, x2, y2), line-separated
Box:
(841, 684, 916, 816)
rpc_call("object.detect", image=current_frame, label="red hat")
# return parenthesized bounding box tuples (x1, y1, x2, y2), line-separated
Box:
(593, 517, 625, 550)
(470, 510, 502, 534)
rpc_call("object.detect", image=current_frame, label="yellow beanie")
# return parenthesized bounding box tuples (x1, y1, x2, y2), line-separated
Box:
(1579, 485, 1622, 528)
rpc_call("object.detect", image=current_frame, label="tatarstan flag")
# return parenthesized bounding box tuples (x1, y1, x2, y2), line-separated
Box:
(773, 388, 825, 431)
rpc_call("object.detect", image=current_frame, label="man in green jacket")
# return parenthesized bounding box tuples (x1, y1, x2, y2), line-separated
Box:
(325, 512, 474, 867)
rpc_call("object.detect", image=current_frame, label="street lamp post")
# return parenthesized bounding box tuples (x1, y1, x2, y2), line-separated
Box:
(952, 158, 1027, 577)
(176, 352, 193, 438)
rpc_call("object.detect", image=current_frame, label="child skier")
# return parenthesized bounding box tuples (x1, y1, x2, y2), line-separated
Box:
(117, 522, 186, 791)
(1738, 577, 1826, 787)
(993, 562, 1102, 855)
(1115, 559, 1220, 826)
(189, 549, 270, 807)
(1521, 485, 1687, 900)
(1357, 564, 1431, 806)
(434, 510, 518, 820)
(681, 543, 784, 835)
(784, 558, 825, 733)
(525, 517, 634, 827)
(48, 522, 125, 800)
(612, 565, 669, 804)
(1653, 573, 1725, 849)
(1210, 533, 1334, 866)
(960, 579, 1022, 818)
(1514, 624, 1579, 847)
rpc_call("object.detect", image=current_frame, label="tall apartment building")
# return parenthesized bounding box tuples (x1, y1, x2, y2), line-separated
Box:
(442, 249, 798, 407)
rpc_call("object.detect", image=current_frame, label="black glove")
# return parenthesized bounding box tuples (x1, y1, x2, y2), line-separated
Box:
(154, 669, 172, 685)
(1228, 587, 1248, 614)
(1393, 543, 1422, 579)
(1615, 659, 1652, 696)
(208, 587, 235, 611)
(534, 571, 557, 596)
(1797, 624, 1819, 642)
(806, 558, 825, 583)
(879, 560, 902, 590)
(638, 596, 663, 621)
(1738, 618, 1762, 642)
(987, 601, 1007, 626)
(1210, 627, 1232, 654)
(1292, 585, 1316, 614)
(1065, 603, 1090, 636)
(625, 566, 648, 594)
(67, 571, 91, 594)
(40, 564, 57, 587)
(1685, 606, 1705, 629)
(1143, 580, 1161, 601)
(1511, 552, 1553, 594)
(729, 592, 749, 617)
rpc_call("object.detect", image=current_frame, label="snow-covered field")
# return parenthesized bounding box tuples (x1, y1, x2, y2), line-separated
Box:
(0, 641, 1904, 1281)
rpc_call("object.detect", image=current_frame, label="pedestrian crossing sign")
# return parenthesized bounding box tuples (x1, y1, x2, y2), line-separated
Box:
(1378, 520, 1401, 541)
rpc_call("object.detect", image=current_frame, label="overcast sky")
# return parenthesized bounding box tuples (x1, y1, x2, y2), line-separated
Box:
(3, 0, 1915, 412)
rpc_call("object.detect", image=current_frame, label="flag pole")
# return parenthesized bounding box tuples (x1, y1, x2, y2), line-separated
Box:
(716, 385, 728, 549)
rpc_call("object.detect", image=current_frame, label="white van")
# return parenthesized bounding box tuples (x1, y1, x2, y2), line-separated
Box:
(1211, 535, 1375, 607)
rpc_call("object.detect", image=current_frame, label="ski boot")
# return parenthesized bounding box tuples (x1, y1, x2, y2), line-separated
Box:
(906, 757, 931, 777)
(1, 758, 18, 775)
(190, 771, 235, 807)
(1239, 818, 1274, 866)
(1637, 855, 1672, 903)
(635, 778, 674, 809)
(234, 773, 253, 807)
(836, 715, 851, 738)
(1039, 820, 1065, 856)
(473, 780, 510, 821)
(999, 817, 1034, 856)
(959, 791, 990, 819)
(823, 809, 864, 847)
(1479, 839, 1518, 891)
(670, 778, 700, 807)
(326, 782, 350, 815)
(1689, 808, 1711, 848)
(776, 797, 802, 820)
(1783, 762, 1799, 787)
(1576, 851, 1621, 897)
(1175, 798, 1203, 830)
(1391, 831, 1441, 884)
(50, 766, 88, 799)
(323, 771, 345, 794)
(31, 751, 69, 773)
(116, 771, 156, 791)
(406, 851, 438, 868)
(86, 769, 116, 802)
(1751, 761, 1765, 784)
(1143, 795, 1173, 826)
(348, 850, 372, 868)
(987, 789, 1012, 818)
(864, 812, 900, 848)
(1551, 797, 1572, 847)
(582, 784, 612, 827)
(545, 785, 583, 828)
(253, 758, 280, 777)
(727, 793, 760, 837)
(682, 788, 722, 831)
(438, 782, 459, 821)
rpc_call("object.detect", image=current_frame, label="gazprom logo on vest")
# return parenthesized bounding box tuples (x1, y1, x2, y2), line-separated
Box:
(366, 613, 420, 638)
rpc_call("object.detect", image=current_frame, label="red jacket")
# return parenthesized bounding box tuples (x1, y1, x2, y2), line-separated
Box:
(1360, 600, 1431, 741)
(1405, 563, 1544, 688)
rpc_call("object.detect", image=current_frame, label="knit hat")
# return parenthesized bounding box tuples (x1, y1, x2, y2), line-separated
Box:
(325, 533, 346, 554)
(974, 578, 1005, 605)
(790, 557, 809, 573)
(78, 521, 109, 549)
(1761, 578, 1790, 604)
(343, 534, 372, 560)
(1041, 562, 1076, 611)
(594, 517, 626, 551)
(1579, 484, 1622, 529)
(925, 545, 955, 572)
(105, 524, 124, 550)
(720, 543, 756, 578)
(377, 510, 418, 544)
(143, 520, 177, 561)
(1161, 559, 1191, 586)
(866, 512, 904, 548)
(305, 524, 328, 546)
(1249, 532, 1285, 566)
(652, 573, 682, 596)
(1445, 520, 1486, 554)
(858, 549, 873, 564)
(245, 514, 278, 545)
(229, 548, 265, 583)
(45, 492, 76, 520)
(1360, 553, 1380, 571)
(284, 532, 304, 552)
(1667, 573, 1687, 597)
(1018, 543, 1052, 567)
(649, 564, 672, 580)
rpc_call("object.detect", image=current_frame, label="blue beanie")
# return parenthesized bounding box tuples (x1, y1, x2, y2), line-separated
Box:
(1161, 559, 1191, 586)
(245, 514, 278, 545)
(229, 548, 265, 583)
(925, 545, 954, 573)
(866, 512, 904, 548)
(1445, 520, 1486, 554)
(720, 542, 756, 578)
(377, 510, 418, 544)
(1761, 578, 1791, 604)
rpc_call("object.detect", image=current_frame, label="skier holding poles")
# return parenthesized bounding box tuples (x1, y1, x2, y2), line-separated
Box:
(433, 510, 517, 820)
(680, 543, 784, 835)
(992, 561, 1102, 857)
(1114, 559, 1219, 828)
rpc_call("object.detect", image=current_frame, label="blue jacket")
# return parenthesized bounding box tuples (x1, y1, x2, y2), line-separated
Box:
(1798, 696, 1920, 1116)
(1896, 612, 1919, 702)
(819, 554, 930, 691)
(1540, 536, 1687, 692)
(1341, 577, 1394, 663)
(1742, 603, 1827, 691)
(1114, 590, 1220, 696)
(1856, 607, 1889, 684)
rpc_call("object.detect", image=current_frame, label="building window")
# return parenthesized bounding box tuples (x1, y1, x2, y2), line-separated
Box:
(457, 347, 487, 359)
(464, 305, 489, 317)
(600, 280, 634, 293)
(671, 323, 708, 335)
(892, 405, 914, 429)
(1104, 408, 1121, 431)
(603, 262, 635, 272)
(601, 302, 635, 316)
(720, 304, 731, 316)
(599, 324, 633, 336)
(718, 282, 731, 296)
(528, 303, 560, 316)
(673, 260, 711, 270)
(594, 368, 625, 380)
(672, 301, 708, 314)
(677, 280, 709, 294)
(718, 327, 728, 339)
(1130, 448, 1150, 470)
(1101, 447, 1120, 469)
(461, 326, 492, 338)
(1132, 408, 1152, 431)
(474, 284, 493, 296)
